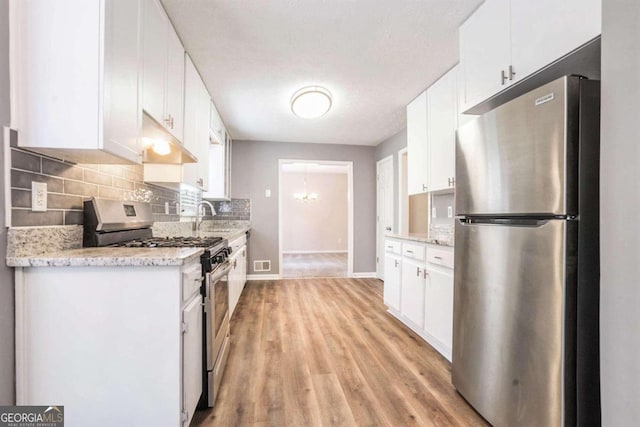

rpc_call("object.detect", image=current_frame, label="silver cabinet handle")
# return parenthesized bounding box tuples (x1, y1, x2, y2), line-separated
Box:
(387, 245, 394, 249)
(406, 250, 414, 254)
(508, 65, 516, 81)
(423, 269, 429, 279)
(394, 260, 399, 268)
(416, 267, 421, 277)
(386, 227, 392, 231)
(434, 256, 443, 260)
(422, 184, 428, 192)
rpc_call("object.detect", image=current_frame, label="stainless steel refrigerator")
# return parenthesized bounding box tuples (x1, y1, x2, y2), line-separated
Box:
(453, 76, 600, 426)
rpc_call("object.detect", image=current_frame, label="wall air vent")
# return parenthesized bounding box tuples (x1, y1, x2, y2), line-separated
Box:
(253, 260, 271, 272)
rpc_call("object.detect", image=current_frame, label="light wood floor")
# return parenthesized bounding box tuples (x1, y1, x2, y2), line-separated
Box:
(282, 253, 348, 278)
(192, 278, 487, 426)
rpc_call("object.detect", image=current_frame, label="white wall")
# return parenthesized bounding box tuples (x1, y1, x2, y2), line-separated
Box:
(600, 1, 640, 425)
(281, 172, 348, 253)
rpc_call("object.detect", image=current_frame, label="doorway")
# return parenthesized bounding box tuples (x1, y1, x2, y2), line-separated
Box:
(376, 155, 394, 279)
(278, 160, 354, 278)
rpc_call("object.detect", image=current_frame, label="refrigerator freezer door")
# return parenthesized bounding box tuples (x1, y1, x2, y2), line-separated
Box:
(456, 76, 580, 217)
(452, 219, 574, 427)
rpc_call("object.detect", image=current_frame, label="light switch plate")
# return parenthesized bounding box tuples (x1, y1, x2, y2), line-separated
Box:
(432, 207, 437, 218)
(265, 189, 271, 197)
(31, 181, 47, 212)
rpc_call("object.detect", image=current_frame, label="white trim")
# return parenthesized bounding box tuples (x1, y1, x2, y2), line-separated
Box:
(397, 147, 408, 234)
(15, 268, 25, 404)
(3, 127, 12, 228)
(350, 272, 378, 279)
(376, 155, 394, 280)
(282, 250, 348, 255)
(278, 159, 354, 278)
(247, 274, 281, 281)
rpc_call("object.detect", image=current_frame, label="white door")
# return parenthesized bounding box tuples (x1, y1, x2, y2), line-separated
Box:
(182, 294, 203, 426)
(428, 67, 458, 191)
(401, 258, 426, 329)
(383, 253, 402, 311)
(424, 266, 454, 355)
(406, 91, 429, 194)
(142, 0, 167, 123)
(376, 156, 394, 279)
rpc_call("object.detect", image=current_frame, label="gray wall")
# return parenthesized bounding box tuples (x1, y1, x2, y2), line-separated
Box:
(374, 128, 407, 232)
(231, 140, 376, 274)
(0, 0, 15, 405)
(600, 1, 640, 424)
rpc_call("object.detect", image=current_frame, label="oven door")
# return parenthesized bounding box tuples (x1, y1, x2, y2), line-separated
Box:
(205, 261, 232, 372)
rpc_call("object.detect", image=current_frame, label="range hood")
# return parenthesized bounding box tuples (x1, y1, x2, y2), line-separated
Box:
(141, 113, 198, 164)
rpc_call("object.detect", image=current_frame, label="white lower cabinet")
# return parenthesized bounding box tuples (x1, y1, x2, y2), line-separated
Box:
(14, 259, 204, 426)
(400, 258, 426, 330)
(424, 266, 454, 360)
(182, 293, 203, 426)
(228, 234, 248, 317)
(383, 238, 454, 361)
(383, 252, 402, 311)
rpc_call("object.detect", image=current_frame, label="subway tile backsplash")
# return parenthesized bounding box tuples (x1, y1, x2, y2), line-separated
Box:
(10, 147, 181, 227)
(208, 198, 251, 221)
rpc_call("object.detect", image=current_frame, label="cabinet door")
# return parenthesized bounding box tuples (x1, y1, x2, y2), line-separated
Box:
(383, 254, 402, 311)
(510, 0, 601, 81)
(165, 26, 185, 141)
(400, 259, 426, 329)
(228, 255, 240, 317)
(427, 68, 457, 191)
(406, 91, 429, 195)
(424, 267, 454, 356)
(459, 0, 510, 111)
(183, 55, 210, 190)
(183, 294, 203, 426)
(142, 0, 167, 124)
(203, 138, 228, 199)
(102, 0, 143, 164)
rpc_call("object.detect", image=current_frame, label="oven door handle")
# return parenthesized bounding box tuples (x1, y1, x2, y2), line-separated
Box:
(209, 260, 233, 283)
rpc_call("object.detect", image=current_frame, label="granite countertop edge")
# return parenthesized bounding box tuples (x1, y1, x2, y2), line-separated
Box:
(6, 247, 205, 268)
(385, 232, 454, 247)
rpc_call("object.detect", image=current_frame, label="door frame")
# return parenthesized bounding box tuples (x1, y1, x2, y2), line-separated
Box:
(397, 147, 408, 234)
(278, 159, 354, 278)
(376, 155, 394, 279)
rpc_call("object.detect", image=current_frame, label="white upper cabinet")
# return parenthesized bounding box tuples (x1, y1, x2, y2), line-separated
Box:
(10, 0, 142, 164)
(183, 55, 211, 191)
(427, 67, 457, 192)
(406, 91, 429, 195)
(204, 102, 231, 200)
(510, 0, 601, 80)
(459, 0, 510, 112)
(459, 0, 601, 111)
(142, 0, 185, 141)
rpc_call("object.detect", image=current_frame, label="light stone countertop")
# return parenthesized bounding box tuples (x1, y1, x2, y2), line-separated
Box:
(385, 232, 454, 247)
(7, 246, 204, 268)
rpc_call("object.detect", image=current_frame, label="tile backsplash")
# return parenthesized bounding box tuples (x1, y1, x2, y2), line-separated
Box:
(10, 145, 180, 227)
(207, 199, 251, 221)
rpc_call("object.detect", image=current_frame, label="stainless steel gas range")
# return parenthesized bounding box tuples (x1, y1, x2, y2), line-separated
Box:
(83, 197, 233, 410)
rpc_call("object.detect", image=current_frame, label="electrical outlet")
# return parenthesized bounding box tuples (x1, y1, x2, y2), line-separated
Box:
(432, 207, 437, 218)
(265, 189, 271, 197)
(165, 202, 169, 215)
(447, 206, 453, 218)
(31, 181, 47, 212)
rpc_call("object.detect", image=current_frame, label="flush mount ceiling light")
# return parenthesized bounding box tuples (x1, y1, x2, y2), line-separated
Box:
(290, 86, 332, 119)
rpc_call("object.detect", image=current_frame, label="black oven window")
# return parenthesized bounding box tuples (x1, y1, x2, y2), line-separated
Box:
(123, 204, 137, 217)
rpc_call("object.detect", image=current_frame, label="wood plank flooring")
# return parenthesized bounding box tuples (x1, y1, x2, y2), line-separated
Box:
(192, 278, 487, 426)
(282, 253, 348, 278)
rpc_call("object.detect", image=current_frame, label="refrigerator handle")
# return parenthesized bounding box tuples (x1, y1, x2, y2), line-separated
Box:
(458, 218, 553, 227)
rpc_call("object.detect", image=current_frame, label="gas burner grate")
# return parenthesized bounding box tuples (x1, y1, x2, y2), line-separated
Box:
(111, 236, 224, 249)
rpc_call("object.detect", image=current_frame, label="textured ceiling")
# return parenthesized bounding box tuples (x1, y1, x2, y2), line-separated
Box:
(161, 0, 483, 146)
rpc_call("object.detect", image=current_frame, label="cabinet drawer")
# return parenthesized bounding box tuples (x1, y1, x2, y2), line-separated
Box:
(182, 262, 203, 301)
(229, 234, 247, 253)
(427, 247, 454, 269)
(385, 239, 402, 255)
(403, 243, 426, 261)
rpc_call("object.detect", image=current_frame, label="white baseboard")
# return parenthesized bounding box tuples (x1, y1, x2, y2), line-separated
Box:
(247, 274, 281, 281)
(350, 272, 378, 278)
(282, 250, 348, 254)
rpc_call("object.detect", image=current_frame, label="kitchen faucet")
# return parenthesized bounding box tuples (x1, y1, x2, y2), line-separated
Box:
(195, 200, 217, 235)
